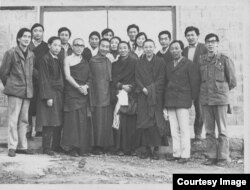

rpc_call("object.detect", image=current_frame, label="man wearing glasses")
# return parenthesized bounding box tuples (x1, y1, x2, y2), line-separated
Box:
(62, 38, 93, 157)
(199, 33, 236, 167)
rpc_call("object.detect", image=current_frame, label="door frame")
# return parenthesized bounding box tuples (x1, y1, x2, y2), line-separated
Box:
(40, 6, 176, 40)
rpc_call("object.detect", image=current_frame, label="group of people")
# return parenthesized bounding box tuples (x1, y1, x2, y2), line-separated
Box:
(0, 23, 236, 167)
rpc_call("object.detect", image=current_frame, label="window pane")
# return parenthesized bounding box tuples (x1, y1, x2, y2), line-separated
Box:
(108, 10, 173, 50)
(43, 10, 107, 45)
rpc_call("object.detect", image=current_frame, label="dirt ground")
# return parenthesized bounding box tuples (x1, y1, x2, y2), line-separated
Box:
(0, 143, 244, 184)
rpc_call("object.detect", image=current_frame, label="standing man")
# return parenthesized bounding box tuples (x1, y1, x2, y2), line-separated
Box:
(135, 39, 168, 160)
(0, 28, 34, 157)
(156, 30, 172, 65)
(27, 23, 49, 138)
(89, 39, 114, 154)
(36, 36, 64, 156)
(127, 24, 139, 52)
(58, 27, 73, 68)
(183, 26, 207, 142)
(82, 31, 101, 62)
(199, 33, 236, 166)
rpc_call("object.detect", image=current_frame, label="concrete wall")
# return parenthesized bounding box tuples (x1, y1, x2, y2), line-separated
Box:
(0, 0, 247, 126)
(177, 5, 244, 125)
(0, 7, 38, 127)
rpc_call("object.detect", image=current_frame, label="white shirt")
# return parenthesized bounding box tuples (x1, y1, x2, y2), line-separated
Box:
(187, 43, 197, 61)
(32, 39, 42, 47)
(50, 52, 58, 59)
(135, 47, 144, 58)
(160, 46, 169, 54)
(90, 47, 99, 56)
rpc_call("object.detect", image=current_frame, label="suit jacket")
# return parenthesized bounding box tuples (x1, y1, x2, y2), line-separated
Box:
(156, 49, 172, 65)
(183, 42, 207, 64)
(164, 57, 199, 108)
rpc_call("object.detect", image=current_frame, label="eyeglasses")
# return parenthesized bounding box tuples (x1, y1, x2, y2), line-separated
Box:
(73, 44, 85, 48)
(206, 40, 218, 44)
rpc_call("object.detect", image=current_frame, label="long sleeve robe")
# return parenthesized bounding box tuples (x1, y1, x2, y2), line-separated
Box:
(36, 52, 64, 127)
(135, 55, 167, 136)
(89, 52, 114, 147)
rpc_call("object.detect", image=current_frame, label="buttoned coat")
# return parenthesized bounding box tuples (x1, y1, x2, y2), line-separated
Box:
(164, 57, 199, 108)
(0, 46, 34, 99)
(199, 53, 237, 105)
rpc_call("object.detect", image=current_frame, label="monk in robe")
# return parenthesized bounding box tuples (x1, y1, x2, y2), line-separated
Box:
(89, 39, 114, 154)
(62, 38, 94, 157)
(135, 39, 169, 160)
(36, 36, 64, 156)
(111, 41, 138, 156)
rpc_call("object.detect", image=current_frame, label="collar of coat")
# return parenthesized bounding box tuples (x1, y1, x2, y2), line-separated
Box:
(170, 56, 186, 72)
(15, 46, 33, 60)
(204, 52, 222, 63)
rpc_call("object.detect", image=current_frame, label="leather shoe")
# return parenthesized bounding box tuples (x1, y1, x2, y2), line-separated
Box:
(217, 159, 228, 167)
(139, 152, 150, 159)
(117, 151, 125, 156)
(166, 157, 180, 161)
(16, 149, 34, 154)
(151, 150, 160, 160)
(203, 159, 217, 166)
(35, 131, 42, 137)
(53, 147, 65, 154)
(178, 158, 189, 164)
(68, 149, 79, 157)
(43, 149, 56, 156)
(8, 149, 16, 157)
(92, 149, 103, 155)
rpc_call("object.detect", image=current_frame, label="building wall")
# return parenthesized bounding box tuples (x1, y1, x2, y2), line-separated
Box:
(177, 5, 244, 125)
(0, 8, 38, 127)
(0, 1, 246, 126)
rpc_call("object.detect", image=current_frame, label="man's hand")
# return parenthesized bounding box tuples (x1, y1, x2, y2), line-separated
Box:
(47, 99, 53, 107)
(122, 84, 132, 92)
(142, 87, 148, 95)
(163, 108, 169, 120)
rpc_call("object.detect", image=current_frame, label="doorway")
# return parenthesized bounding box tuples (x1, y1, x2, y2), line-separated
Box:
(41, 6, 175, 50)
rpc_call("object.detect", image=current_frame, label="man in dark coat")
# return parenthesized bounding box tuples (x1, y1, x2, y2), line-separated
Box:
(156, 30, 172, 65)
(58, 27, 73, 69)
(36, 36, 64, 156)
(27, 23, 49, 138)
(81, 31, 101, 62)
(89, 39, 114, 154)
(199, 33, 236, 167)
(164, 40, 199, 163)
(0, 28, 34, 157)
(135, 39, 168, 160)
(183, 26, 207, 142)
(127, 24, 139, 52)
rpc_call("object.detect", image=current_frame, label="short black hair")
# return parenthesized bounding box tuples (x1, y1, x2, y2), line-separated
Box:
(58, 27, 71, 37)
(48, 36, 61, 45)
(99, 38, 110, 45)
(143, 39, 155, 46)
(89, 31, 101, 40)
(205, 33, 220, 42)
(118, 41, 131, 50)
(170, 40, 184, 50)
(16, 28, 31, 45)
(101, 28, 114, 37)
(135, 32, 147, 47)
(158, 30, 171, 39)
(184, 26, 200, 36)
(110, 36, 121, 43)
(31, 23, 44, 32)
(127, 24, 139, 33)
